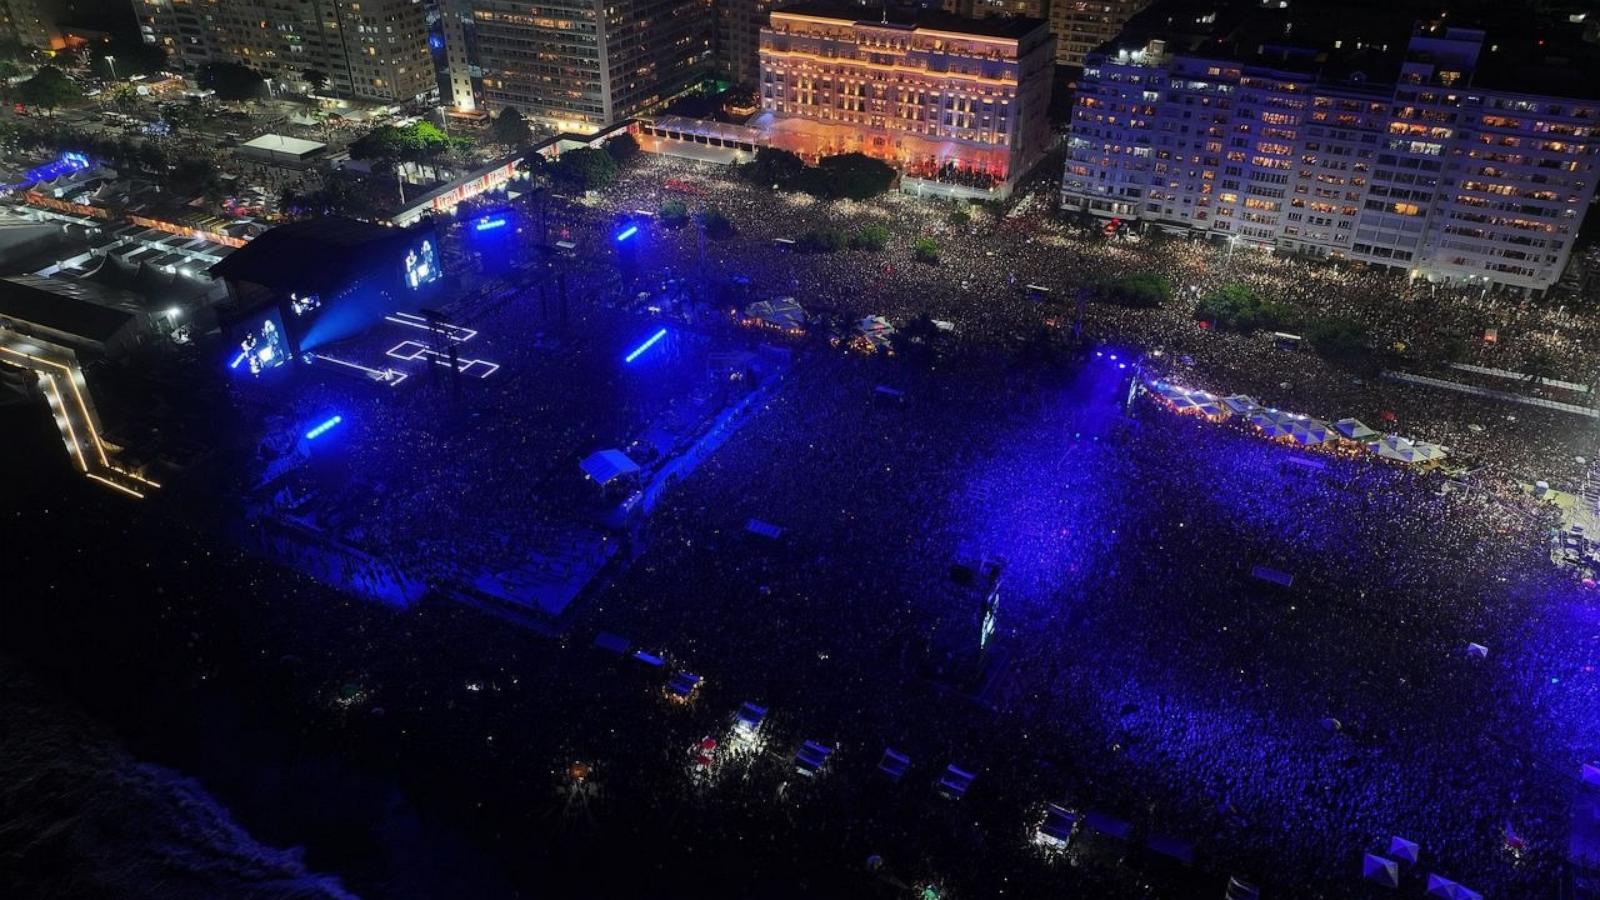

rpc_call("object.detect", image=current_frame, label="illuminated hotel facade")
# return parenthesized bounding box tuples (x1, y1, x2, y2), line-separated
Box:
(758, 4, 1054, 196)
(1062, 25, 1600, 293)
(442, 0, 710, 132)
(133, 0, 436, 103)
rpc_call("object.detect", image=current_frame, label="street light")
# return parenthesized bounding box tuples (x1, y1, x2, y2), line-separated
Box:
(104, 55, 117, 80)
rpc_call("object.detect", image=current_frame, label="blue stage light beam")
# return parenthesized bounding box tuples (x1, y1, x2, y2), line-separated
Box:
(304, 415, 343, 440)
(474, 216, 508, 231)
(615, 224, 639, 242)
(624, 327, 668, 364)
(230, 351, 247, 369)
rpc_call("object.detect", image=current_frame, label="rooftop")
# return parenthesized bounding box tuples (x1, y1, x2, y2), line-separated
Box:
(773, 2, 1047, 40)
(1096, 3, 1600, 101)
(209, 216, 412, 290)
(0, 275, 139, 344)
(239, 134, 327, 157)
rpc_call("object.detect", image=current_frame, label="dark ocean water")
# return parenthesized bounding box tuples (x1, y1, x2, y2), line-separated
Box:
(0, 402, 518, 900)
(0, 659, 357, 900)
(0, 398, 364, 897)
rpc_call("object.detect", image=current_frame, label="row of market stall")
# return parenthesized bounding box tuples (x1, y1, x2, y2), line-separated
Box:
(1146, 381, 1450, 465)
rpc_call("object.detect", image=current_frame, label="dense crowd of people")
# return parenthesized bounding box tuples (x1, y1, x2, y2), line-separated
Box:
(590, 347, 1595, 897)
(43, 150, 1597, 898)
(592, 155, 1598, 486)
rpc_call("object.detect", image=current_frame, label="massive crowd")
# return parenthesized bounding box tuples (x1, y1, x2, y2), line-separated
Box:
(589, 348, 1595, 898)
(21, 150, 1597, 898)
(233, 256, 770, 612)
(588, 154, 1599, 486)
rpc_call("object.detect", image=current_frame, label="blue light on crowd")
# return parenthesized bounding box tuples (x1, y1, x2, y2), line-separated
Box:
(230, 351, 247, 370)
(25, 151, 93, 184)
(474, 216, 508, 232)
(304, 415, 343, 440)
(615, 225, 639, 243)
(624, 328, 668, 364)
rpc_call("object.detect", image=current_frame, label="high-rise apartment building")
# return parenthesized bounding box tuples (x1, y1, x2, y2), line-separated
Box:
(715, 0, 793, 87)
(1049, 0, 1147, 67)
(758, 2, 1055, 194)
(442, 0, 711, 133)
(944, 0, 1048, 19)
(946, 0, 1150, 68)
(1062, 25, 1600, 292)
(133, 0, 436, 104)
(0, 0, 64, 51)
(132, 0, 217, 70)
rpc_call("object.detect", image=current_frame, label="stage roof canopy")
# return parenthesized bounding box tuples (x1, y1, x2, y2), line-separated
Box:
(581, 449, 640, 486)
(209, 216, 414, 292)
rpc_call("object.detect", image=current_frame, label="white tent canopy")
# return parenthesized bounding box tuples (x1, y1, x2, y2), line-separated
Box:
(856, 315, 894, 336)
(1221, 394, 1259, 414)
(745, 297, 808, 331)
(1287, 419, 1335, 445)
(580, 449, 640, 486)
(1335, 417, 1379, 440)
(1368, 435, 1449, 464)
(1362, 853, 1400, 888)
(1426, 873, 1483, 900)
(1388, 836, 1419, 865)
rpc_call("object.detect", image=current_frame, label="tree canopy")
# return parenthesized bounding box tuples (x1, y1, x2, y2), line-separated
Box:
(349, 121, 466, 171)
(604, 132, 640, 165)
(549, 147, 617, 192)
(852, 224, 890, 251)
(1305, 316, 1371, 360)
(1092, 274, 1172, 309)
(698, 207, 736, 239)
(658, 199, 689, 226)
(741, 147, 806, 188)
(814, 153, 896, 200)
(737, 148, 896, 200)
(200, 62, 266, 101)
(169, 157, 221, 197)
(17, 66, 80, 113)
(487, 107, 530, 147)
(1194, 283, 1294, 333)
